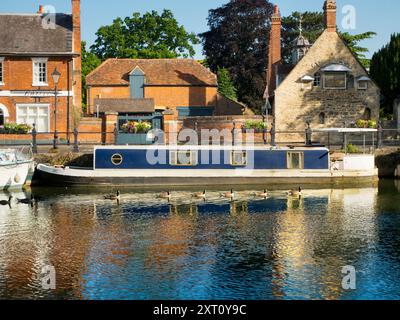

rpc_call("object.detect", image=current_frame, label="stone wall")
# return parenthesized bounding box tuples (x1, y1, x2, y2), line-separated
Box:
(275, 30, 380, 143)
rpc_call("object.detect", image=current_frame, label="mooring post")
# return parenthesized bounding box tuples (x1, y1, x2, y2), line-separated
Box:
(305, 122, 312, 146)
(270, 123, 276, 146)
(232, 121, 236, 146)
(73, 128, 80, 153)
(114, 123, 118, 145)
(31, 123, 38, 154)
(377, 120, 383, 149)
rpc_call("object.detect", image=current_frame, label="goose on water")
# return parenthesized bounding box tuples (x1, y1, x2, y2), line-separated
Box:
(0, 196, 12, 206)
(254, 189, 268, 198)
(104, 191, 121, 201)
(17, 194, 34, 205)
(158, 191, 172, 201)
(192, 190, 206, 200)
(221, 189, 235, 200)
(288, 187, 302, 197)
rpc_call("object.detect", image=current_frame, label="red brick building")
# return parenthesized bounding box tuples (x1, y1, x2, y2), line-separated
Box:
(86, 58, 244, 119)
(0, 0, 81, 136)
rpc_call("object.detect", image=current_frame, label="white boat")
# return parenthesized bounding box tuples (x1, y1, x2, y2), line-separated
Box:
(0, 147, 34, 190)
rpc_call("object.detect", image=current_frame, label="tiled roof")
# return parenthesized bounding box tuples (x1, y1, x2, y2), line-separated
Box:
(0, 14, 73, 54)
(94, 98, 155, 113)
(87, 59, 218, 86)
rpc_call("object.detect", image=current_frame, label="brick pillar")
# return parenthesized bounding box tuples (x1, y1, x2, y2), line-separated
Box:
(324, 0, 337, 32)
(72, 0, 82, 112)
(104, 112, 118, 144)
(163, 110, 179, 145)
(267, 5, 282, 96)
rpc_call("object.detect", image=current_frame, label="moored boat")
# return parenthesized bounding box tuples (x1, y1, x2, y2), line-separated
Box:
(34, 145, 378, 187)
(0, 148, 34, 190)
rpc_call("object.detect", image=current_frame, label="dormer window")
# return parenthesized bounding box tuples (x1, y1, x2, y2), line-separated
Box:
(323, 72, 347, 89)
(320, 64, 351, 90)
(129, 66, 145, 99)
(357, 76, 370, 90)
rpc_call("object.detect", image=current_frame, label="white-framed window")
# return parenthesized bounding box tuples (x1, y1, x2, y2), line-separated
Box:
(358, 81, 368, 90)
(32, 58, 48, 86)
(323, 72, 347, 89)
(170, 150, 198, 166)
(287, 152, 304, 169)
(0, 57, 4, 85)
(313, 73, 321, 87)
(16, 104, 50, 132)
(231, 151, 247, 166)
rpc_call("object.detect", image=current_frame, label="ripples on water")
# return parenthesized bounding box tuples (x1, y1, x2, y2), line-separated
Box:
(0, 180, 399, 300)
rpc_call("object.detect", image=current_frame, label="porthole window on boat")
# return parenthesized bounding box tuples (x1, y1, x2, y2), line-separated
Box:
(287, 152, 304, 169)
(170, 151, 198, 166)
(231, 151, 247, 166)
(111, 154, 123, 166)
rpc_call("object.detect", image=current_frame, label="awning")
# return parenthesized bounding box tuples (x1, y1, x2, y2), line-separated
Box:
(93, 98, 155, 113)
(357, 76, 371, 81)
(300, 75, 314, 82)
(320, 64, 351, 72)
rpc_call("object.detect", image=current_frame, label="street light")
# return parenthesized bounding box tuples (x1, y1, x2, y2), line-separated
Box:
(52, 68, 61, 149)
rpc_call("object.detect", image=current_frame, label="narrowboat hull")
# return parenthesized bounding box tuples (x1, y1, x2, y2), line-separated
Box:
(34, 164, 379, 188)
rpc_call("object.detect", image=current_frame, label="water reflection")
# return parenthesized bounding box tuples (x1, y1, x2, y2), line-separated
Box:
(0, 182, 399, 300)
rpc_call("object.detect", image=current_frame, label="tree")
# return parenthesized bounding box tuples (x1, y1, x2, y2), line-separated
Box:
(91, 9, 199, 59)
(217, 67, 238, 101)
(282, 12, 376, 68)
(82, 41, 101, 111)
(370, 33, 400, 115)
(201, 0, 275, 112)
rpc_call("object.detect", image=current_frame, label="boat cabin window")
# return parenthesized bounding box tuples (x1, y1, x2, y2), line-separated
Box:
(231, 151, 247, 166)
(111, 154, 123, 166)
(287, 152, 304, 169)
(170, 151, 198, 166)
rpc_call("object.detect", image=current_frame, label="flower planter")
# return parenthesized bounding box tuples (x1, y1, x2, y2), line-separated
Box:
(117, 133, 154, 145)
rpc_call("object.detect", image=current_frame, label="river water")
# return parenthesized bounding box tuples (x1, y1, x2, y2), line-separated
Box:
(0, 180, 399, 300)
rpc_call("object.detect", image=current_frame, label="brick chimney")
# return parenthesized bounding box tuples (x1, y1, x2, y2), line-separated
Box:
(72, 0, 82, 111)
(37, 5, 44, 14)
(267, 5, 282, 96)
(324, 0, 337, 32)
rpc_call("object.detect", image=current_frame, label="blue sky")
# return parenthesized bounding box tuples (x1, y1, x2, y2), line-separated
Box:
(1, 0, 399, 59)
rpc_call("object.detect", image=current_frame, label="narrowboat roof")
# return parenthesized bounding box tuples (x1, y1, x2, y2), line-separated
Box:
(94, 145, 329, 151)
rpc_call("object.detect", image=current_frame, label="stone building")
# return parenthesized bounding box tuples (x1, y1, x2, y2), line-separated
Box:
(267, 0, 380, 143)
(0, 0, 81, 136)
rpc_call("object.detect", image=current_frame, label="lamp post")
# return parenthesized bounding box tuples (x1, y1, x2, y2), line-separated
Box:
(52, 68, 61, 149)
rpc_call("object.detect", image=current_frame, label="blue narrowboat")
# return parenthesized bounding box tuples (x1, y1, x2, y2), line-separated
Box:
(35, 145, 378, 187)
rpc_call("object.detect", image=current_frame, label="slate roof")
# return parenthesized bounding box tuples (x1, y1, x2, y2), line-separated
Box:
(87, 59, 218, 87)
(0, 13, 74, 55)
(94, 98, 155, 113)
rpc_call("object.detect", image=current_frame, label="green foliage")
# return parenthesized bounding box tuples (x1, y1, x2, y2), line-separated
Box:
(355, 119, 377, 129)
(346, 143, 360, 154)
(217, 67, 238, 101)
(201, 0, 275, 112)
(244, 120, 267, 131)
(282, 12, 376, 68)
(370, 33, 400, 115)
(91, 10, 199, 59)
(82, 41, 101, 112)
(0, 123, 31, 134)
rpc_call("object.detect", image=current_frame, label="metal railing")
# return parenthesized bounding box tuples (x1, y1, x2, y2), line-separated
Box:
(0, 122, 399, 154)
